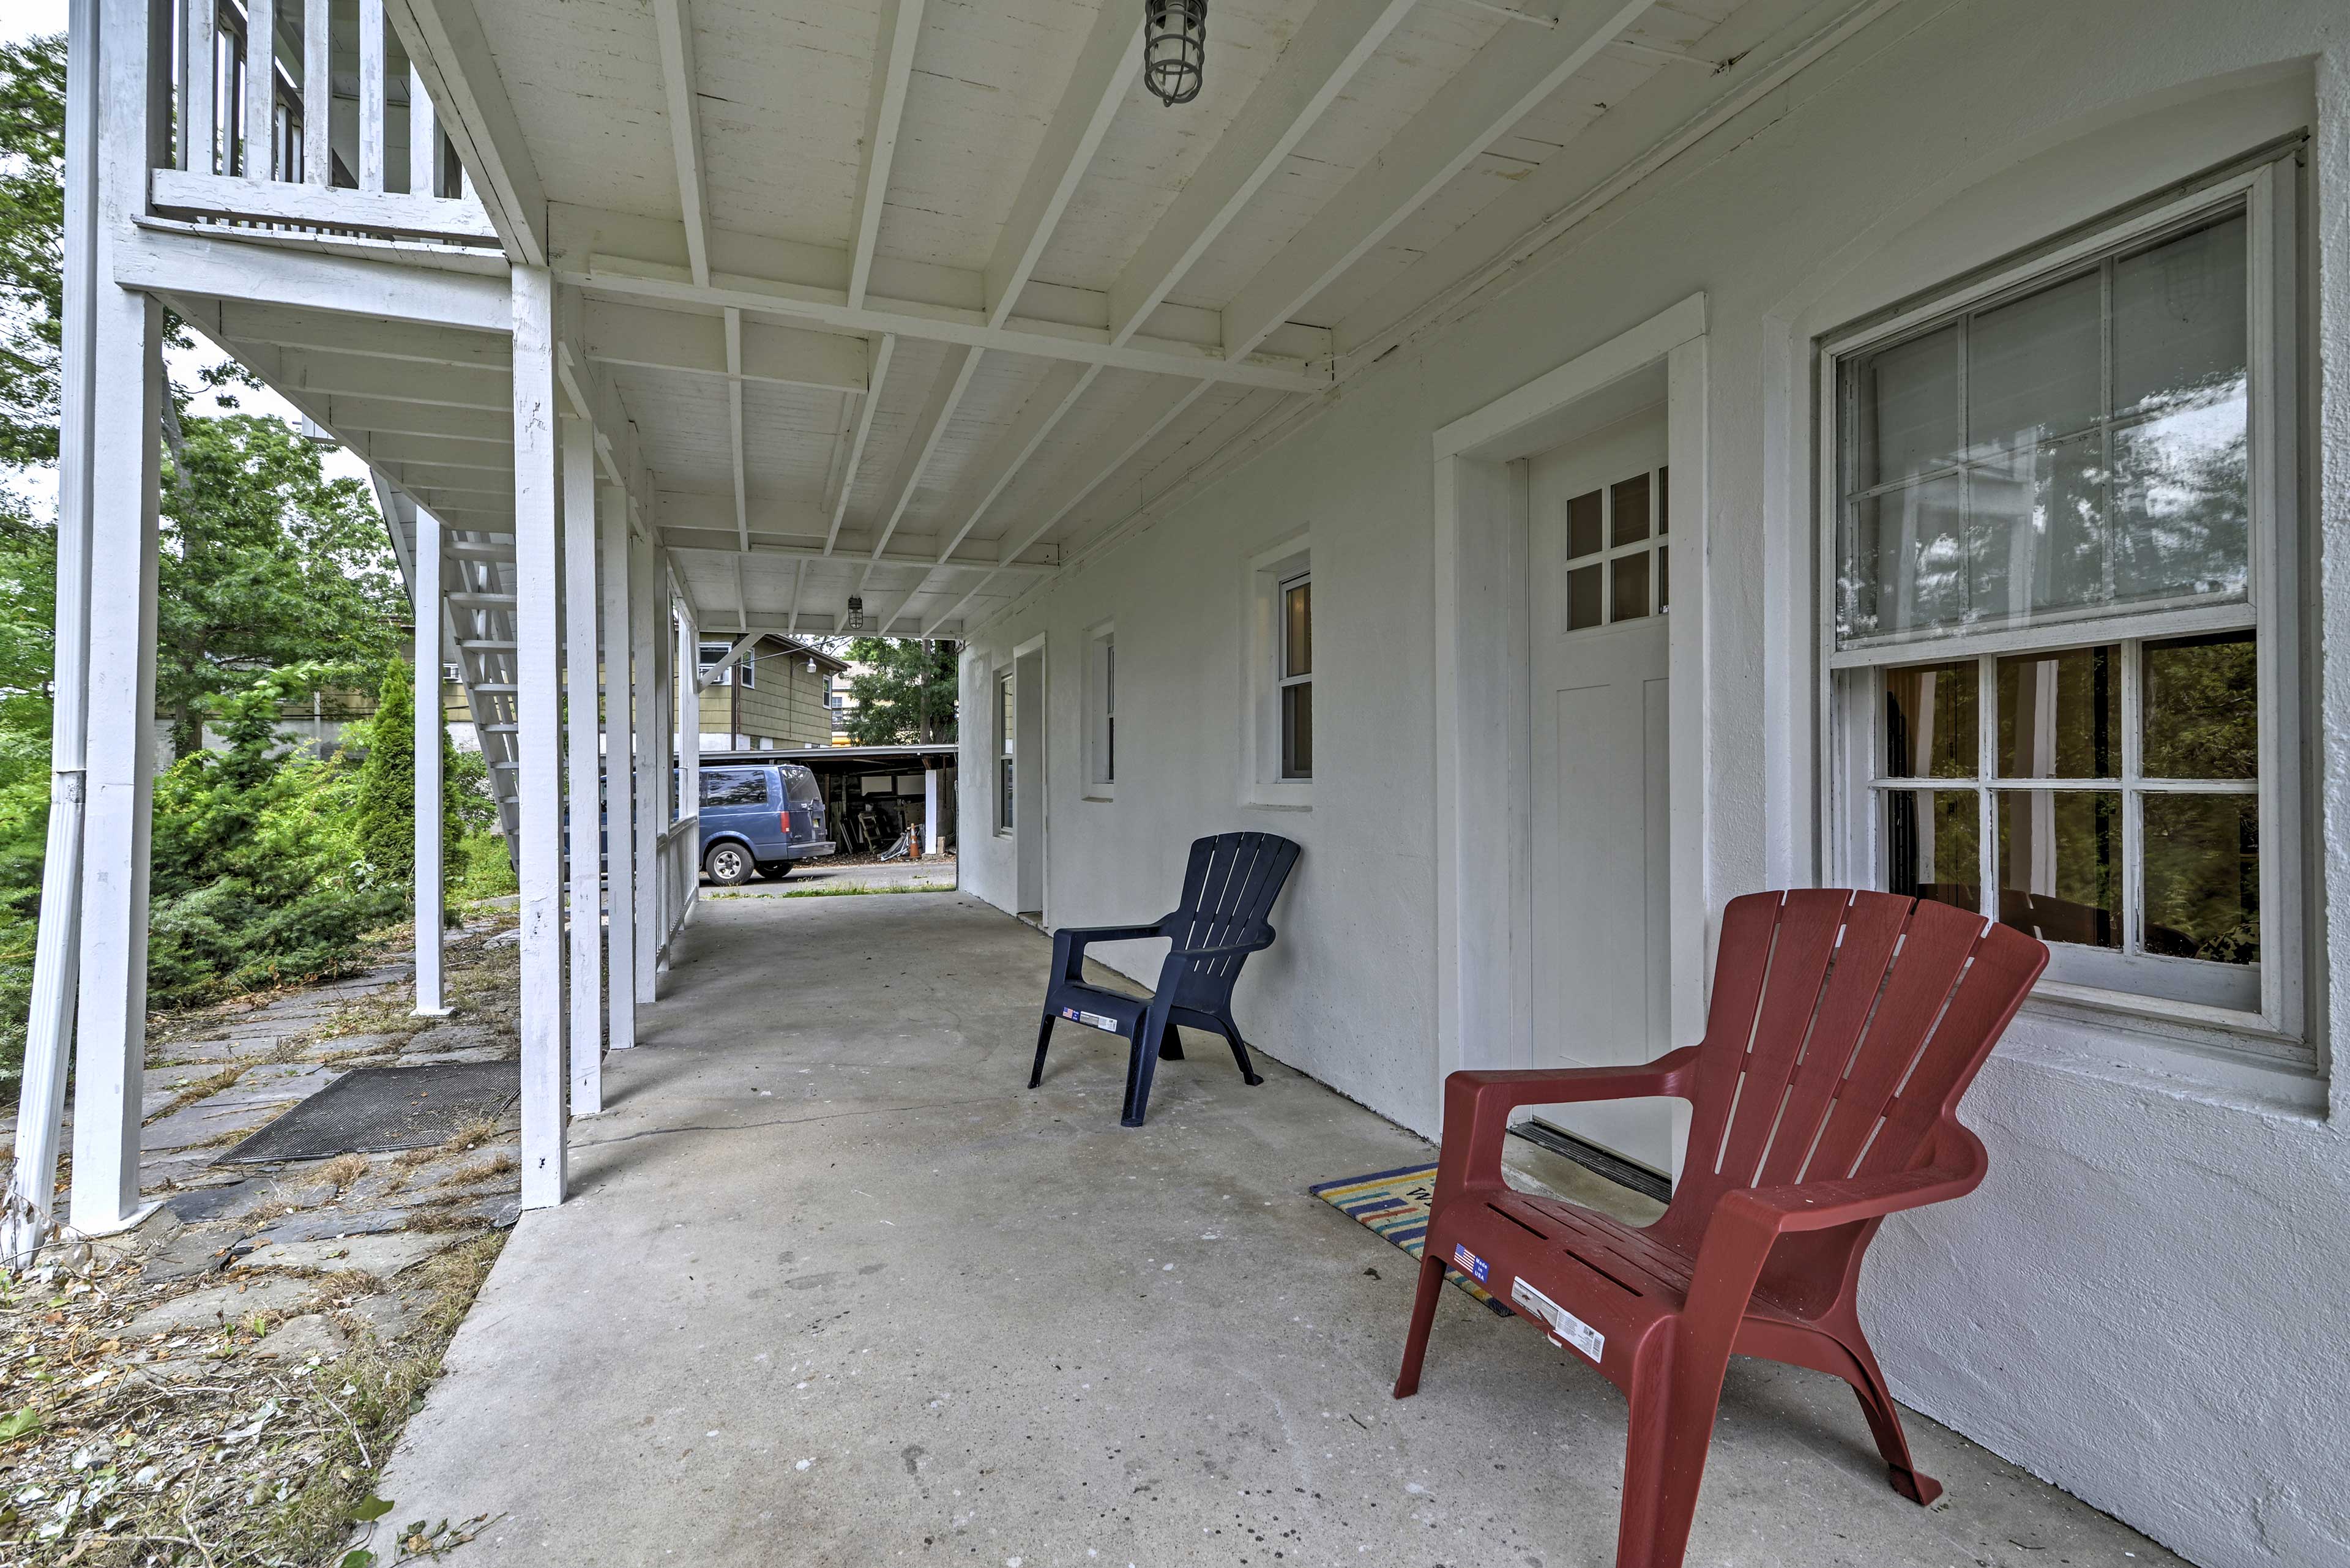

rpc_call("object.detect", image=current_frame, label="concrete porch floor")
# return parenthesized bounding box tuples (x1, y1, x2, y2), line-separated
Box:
(371, 892, 2184, 1567)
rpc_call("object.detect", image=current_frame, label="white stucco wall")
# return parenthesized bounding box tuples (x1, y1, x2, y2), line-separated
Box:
(958, 4, 2350, 1564)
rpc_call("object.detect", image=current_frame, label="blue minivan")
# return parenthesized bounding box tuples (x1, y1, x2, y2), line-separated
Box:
(698, 762, 835, 885)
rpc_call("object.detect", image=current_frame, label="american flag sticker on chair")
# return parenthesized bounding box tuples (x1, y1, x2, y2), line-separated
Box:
(1307, 1163, 1510, 1316)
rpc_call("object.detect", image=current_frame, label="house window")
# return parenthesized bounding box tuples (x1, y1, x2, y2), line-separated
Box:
(698, 641, 753, 687)
(1279, 572, 1312, 778)
(996, 668, 1014, 834)
(1826, 161, 2303, 1041)
(1086, 625, 1116, 796)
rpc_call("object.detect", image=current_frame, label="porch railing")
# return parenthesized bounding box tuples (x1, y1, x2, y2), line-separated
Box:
(654, 816, 699, 963)
(154, 0, 498, 246)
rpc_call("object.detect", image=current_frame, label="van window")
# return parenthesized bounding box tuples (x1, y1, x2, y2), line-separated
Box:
(703, 769, 769, 807)
(780, 767, 822, 806)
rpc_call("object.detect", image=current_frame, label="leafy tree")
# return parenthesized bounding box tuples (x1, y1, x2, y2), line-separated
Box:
(157, 414, 406, 758)
(841, 637, 958, 744)
(0, 34, 65, 469)
(353, 660, 473, 902)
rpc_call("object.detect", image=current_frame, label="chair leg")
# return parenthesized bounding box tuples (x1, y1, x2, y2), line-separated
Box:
(1215, 1014, 1264, 1086)
(1614, 1334, 1732, 1568)
(1028, 1012, 1056, 1089)
(1157, 1017, 1185, 1061)
(1392, 1250, 1447, 1398)
(1836, 1326, 1942, 1506)
(1123, 1001, 1181, 1126)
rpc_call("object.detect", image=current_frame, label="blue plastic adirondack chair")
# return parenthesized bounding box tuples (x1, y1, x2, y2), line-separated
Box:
(1029, 832, 1302, 1126)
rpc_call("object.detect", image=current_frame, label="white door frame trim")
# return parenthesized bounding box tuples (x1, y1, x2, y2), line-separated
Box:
(1431, 293, 1710, 1122)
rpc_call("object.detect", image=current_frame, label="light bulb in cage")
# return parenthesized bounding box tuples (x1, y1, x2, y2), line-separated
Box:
(846, 595, 865, 632)
(1142, 0, 1207, 107)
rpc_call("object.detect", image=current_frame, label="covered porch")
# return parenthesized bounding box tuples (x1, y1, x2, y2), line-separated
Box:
(367, 889, 2179, 1565)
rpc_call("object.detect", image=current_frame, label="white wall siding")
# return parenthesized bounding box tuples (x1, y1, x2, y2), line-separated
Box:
(960, 4, 2350, 1564)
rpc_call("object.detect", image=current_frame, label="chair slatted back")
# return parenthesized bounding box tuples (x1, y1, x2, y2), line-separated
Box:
(1165, 832, 1300, 1009)
(1658, 890, 2045, 1272)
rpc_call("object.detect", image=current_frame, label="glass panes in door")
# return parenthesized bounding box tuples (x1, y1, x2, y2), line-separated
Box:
(1562, 465, 1669, 631)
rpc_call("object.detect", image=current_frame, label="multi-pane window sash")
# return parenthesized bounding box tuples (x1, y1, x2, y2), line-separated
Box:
(996, 671, 1015, 833)
(1823, 159, 2303, 1050)
(1278, 573, 1313, 779)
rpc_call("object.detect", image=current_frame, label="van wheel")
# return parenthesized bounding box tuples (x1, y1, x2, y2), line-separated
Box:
(759, 863, 793, 882)
(704, 842, 752, 886)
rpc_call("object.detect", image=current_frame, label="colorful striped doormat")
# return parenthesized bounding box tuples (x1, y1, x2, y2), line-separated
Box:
(1308, 1163, 1511, 1316)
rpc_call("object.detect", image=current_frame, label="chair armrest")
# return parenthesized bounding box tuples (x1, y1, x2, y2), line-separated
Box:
(1435, 1051, 1699, 1201)
(1051, 921, 1166, 982)
(1680, 1122, 1990, 1339)
(1725, 1121, 1990, 1233)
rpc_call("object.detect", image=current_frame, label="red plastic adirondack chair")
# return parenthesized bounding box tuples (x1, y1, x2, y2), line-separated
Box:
(1394, 889, 2047, 1568)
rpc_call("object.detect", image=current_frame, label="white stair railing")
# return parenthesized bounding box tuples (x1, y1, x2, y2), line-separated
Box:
(157, 0, 496, 245)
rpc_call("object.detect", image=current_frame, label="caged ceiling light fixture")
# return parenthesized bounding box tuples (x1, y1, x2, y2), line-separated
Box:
(846, 595, 865, 632)
(1142, 0, 1207, 106)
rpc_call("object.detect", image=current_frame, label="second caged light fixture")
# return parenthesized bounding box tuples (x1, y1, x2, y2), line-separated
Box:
(1142, 0, 1207, 106)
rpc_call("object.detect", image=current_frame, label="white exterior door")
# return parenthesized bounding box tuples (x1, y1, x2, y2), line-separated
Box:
(1527, 411, 1677, 1178)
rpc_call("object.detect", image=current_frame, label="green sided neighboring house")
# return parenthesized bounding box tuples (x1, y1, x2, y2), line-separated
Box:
(695, 635, 846, 752)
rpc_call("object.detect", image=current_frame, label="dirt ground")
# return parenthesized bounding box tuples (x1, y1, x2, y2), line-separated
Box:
(0, 916, 526, 1566)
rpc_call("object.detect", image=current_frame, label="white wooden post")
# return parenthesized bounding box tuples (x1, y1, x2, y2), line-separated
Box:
(67, 0, 170, 1237)
(300, 0, 327, 185)
(412, 502, 449, 1015)
(357, 0, 386, 191)
(600, 482, 636, 1051)
(408, 64, 436, 196)
(630, 528, 659, 1002)
(242, 0, 275, 179)
(677, 603, 699, 843)
(512, 265, 567, 1209)
(561, 415, 603, 1114)
(923, 764, 939, 856)
(6, 0, 102, 1264)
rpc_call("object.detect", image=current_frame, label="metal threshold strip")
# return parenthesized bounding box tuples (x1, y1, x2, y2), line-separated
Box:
(1507, 1120, 1673, 1205)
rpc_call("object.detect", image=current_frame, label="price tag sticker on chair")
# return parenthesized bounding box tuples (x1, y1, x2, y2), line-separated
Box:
(1510, 1275, 1605, 1364)
(1061, 1006, 1119, 1032)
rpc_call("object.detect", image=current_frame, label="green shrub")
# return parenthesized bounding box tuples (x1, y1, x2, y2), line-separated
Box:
(453, 830, 517, 901)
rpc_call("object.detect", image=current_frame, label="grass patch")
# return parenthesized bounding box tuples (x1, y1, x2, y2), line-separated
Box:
(709, 881, 955, 900)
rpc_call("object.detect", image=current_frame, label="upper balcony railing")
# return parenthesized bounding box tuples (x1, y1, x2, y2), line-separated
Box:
(152, 0, 500, 248)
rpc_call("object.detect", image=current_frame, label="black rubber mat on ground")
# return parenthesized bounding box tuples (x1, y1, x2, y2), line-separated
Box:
(218, 1061, 518, 1163)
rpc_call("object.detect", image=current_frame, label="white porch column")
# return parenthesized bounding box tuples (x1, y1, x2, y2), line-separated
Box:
(7, 0, 103, 1261)
(631, 529, 659, 1002)
(512, 264, 567, 1209)
(65, 0, 168, 1238)
(561, 416, 603, 1114)
(599, 482, 636, 1051)
(923, 764, 939, 856)
(412, 502, 450, 1016)
(676, 604, 700, 837)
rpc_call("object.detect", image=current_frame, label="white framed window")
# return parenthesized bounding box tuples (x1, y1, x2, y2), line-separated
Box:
(995, 667, 1014, 834)
(1822, 155, 2305, 1058)
(698, 641, 756, 689)
(1242, 534, 1312, 808)
(1084, 622, 1116, 799)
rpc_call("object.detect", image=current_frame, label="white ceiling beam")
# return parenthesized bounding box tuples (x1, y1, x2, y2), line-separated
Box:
(357, 433, 514, 471)
(380, 459, 516, 494)
(923, 378, 1213, 636)
(785, 559, 807, 634)
(863, 346, 981, 578)
(726, 307, 748, 549)
(651, 0, 712, 287)
(1333, 0, 1899, 357)
(704, 610, 957, 638)
(1108, 0, 1419, 347)
(122, 220, 511, 332)
(826, 334, 895, 552)
(657, 521, 1055, 575)
(848, 0, 926, 311)
(985, 1, 1141, 327)
(583, 298, 869, 392)
(323, 396, 516, 444)
(1220, 0, 1658, 361)
(382, 0, 550, 263)
(193, 301, 510, 368)
(572, 252, 1327, 394)
(237, 343, 513, 409)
